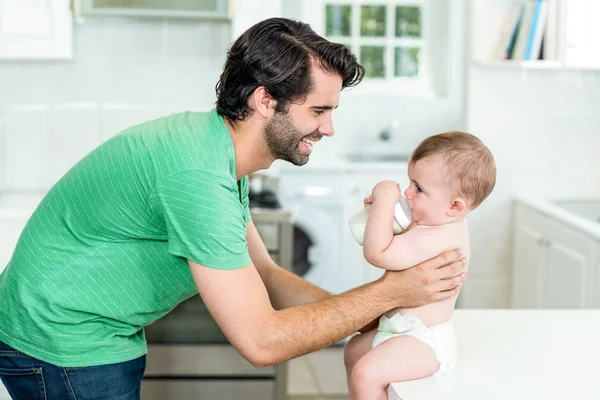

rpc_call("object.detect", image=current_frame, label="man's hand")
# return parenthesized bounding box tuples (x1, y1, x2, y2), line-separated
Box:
(380, 249, 467, 307)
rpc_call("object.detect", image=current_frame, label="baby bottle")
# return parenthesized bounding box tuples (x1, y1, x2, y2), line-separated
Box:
(348, 197, 413, 246)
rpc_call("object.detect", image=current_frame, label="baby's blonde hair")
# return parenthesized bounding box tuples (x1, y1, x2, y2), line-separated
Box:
(409, 131, 496, 210)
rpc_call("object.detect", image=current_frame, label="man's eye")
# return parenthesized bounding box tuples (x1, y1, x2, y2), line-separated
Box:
(314, 110, 324, 116)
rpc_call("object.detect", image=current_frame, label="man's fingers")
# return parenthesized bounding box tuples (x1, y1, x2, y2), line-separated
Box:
(434, 257, 467, 282)
(415, 249, 463, 274)
(436, 249, 464, 268)
(435, 272, 466, 293)
(432, 284, 462, 302)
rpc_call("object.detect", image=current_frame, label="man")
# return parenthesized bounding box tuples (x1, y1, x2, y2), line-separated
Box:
(0, 17, 466, 399)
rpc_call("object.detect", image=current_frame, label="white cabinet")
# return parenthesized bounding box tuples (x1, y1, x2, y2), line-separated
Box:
(511, 203, 547, 308)
(0, 0, 72, 60)
(511, 201, 596, 309)
(594, 243, 600, 308)
(75, 0, 229, 19)
(563, 0, 600, 69)
(543, 222, 594, 308)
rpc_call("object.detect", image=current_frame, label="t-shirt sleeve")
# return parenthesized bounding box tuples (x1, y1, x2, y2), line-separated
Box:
(156, 170, 251, 270)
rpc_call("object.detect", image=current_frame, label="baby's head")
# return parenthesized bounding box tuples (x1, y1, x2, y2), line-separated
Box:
(405, 131, 496, 225)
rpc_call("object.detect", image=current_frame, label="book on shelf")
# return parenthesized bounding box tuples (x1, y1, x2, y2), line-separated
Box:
(492, 0, 558, 62)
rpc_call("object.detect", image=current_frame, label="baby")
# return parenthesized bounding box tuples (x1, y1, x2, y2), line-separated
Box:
(344, 131, 496, 399)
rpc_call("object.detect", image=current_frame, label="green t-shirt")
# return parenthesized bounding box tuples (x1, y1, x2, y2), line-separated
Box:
(0, 109, 251, 367)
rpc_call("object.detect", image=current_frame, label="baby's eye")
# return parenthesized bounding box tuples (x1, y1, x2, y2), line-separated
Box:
(415, 185, 422, 193)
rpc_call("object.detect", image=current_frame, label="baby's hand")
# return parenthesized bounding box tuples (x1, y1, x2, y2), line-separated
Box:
(371, 180, 401, 202)
(363, 195, 374, 207)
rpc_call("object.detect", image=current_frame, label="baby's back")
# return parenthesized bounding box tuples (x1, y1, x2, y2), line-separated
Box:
(386, 220, 470, 327)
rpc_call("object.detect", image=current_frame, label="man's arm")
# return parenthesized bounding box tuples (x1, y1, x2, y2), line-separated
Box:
(189, 249, 466, 368)
(246, 221, 332, 309)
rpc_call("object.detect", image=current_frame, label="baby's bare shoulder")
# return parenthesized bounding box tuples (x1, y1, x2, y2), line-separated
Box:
(412, 220, 466, 233)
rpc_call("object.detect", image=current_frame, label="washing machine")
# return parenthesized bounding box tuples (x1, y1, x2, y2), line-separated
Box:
(278, 167, 360, 294)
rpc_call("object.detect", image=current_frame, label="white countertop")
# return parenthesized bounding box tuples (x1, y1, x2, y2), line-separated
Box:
(389, 309, 600, 400)
(515, 196, 600, 239)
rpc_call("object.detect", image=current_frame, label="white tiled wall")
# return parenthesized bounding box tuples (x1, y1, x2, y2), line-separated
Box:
(0, 17, 231, 192)
(0, 2, 470, 191)
(464, 67, 600, 308)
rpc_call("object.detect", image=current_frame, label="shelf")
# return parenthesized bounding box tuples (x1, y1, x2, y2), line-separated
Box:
(472, 60, 600, 71)
(472, 60, 562, 70)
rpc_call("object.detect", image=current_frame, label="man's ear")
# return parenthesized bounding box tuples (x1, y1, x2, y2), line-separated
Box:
(250, 86, 276, 119)
(448, 197, 467, 217)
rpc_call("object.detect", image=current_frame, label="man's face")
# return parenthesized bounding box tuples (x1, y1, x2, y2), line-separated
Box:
(264, 67, 342, 166)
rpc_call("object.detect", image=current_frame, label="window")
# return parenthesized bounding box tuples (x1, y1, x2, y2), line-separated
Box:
(306, 0, 434, 96)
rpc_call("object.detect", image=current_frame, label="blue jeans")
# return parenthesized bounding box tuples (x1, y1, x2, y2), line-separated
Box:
(0, 341, 146, 399)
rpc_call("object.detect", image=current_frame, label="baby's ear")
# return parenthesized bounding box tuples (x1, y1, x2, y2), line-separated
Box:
(448, 197, 467, 217)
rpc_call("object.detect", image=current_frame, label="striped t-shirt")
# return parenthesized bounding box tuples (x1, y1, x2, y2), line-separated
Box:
(0, 109, 251, 367)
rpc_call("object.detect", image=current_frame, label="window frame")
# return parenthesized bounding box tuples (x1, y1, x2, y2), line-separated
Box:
(304, 0, 435, 97)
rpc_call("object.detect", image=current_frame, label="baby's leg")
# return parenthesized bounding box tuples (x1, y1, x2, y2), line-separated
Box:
(350, 335, 439, 400)
(343, 329, 378, 389)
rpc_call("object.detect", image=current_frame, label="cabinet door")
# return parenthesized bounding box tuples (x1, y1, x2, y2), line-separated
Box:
(543, 221, 595, 309)
(564, 0, 600, 69)
(593, 243, 600, 308)
(511, 204, 547, 309)
(77, 0, 228, 19)
(0, 0, 72, 59)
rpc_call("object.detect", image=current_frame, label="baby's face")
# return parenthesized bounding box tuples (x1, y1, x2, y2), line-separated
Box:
(405, 156, 455, 225)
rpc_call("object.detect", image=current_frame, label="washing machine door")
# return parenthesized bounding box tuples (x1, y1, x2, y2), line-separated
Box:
(290, 208, 343, 294)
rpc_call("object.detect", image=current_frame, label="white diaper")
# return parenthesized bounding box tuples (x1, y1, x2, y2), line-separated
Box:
(372, 313, 457, 376)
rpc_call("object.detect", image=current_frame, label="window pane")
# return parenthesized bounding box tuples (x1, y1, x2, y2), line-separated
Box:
(360, 5, 386, 37)
(395, 6, 420, 37)
(394, 47, 420, 77)
(361, 46, 385, 78)
(325, 4, 352, 36)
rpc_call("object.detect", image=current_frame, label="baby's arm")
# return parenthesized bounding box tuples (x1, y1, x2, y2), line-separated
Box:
(362, 182, 403, 262)
(366, 225, 453, 270)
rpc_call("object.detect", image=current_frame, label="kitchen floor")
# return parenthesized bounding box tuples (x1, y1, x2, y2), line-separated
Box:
(287, 345, 349, 400)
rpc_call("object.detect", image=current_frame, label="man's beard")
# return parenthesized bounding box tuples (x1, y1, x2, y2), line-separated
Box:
(265, 111, 317, 166)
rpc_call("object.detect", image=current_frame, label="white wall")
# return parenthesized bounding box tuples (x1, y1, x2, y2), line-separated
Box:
(303, 0, 469, 164)
(0, 17, 232, 191)
(0, 4, 468, 188)
(463, 0, 600, 310)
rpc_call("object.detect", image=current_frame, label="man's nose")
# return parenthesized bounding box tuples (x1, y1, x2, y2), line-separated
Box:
(318, 116, 335, 137)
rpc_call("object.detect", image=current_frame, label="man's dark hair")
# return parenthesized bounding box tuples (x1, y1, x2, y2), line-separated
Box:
(216, 17, 365, 122)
